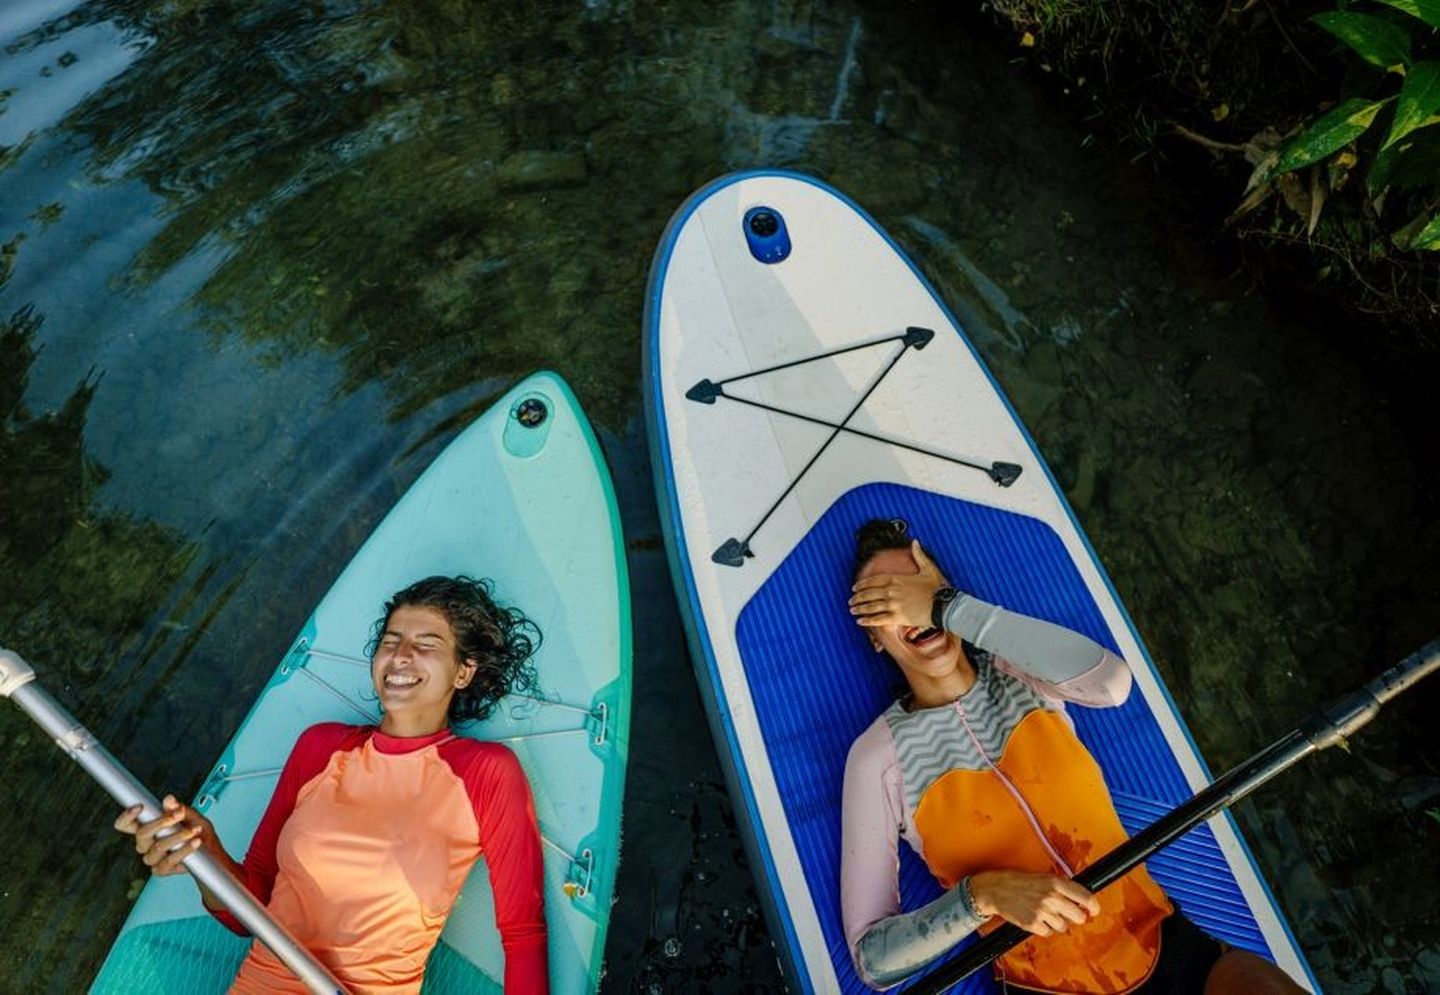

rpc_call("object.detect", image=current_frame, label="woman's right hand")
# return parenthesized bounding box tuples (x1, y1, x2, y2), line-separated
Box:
(849, 540, 952, 629)
(968, 869, 1101, 937)
(114, 794, 218, 876)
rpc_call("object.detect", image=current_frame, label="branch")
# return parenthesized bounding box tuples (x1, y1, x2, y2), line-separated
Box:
(1172, 123, 1250, 154)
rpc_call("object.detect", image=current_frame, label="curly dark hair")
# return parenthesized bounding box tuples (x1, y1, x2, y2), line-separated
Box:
(852, 517, 943, 582)
(367, 575, 541, 724)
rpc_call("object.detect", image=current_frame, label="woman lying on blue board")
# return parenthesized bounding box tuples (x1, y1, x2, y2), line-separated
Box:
(114, 576, 548, 995)
(842, 519, 1301, 995)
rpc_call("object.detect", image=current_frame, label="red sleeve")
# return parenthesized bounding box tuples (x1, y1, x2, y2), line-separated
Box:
(208, 722, 365, 935)
(462, 743, 548, 994)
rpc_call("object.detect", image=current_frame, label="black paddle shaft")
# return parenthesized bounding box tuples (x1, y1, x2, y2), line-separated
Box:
(907, 638, 1440, 995)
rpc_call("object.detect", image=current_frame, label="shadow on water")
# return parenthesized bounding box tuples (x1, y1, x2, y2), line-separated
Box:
(0, 0, 1436, 992)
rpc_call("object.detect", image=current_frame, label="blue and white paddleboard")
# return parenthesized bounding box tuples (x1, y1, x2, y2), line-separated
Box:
(93, 371, 631, 994)
(644, 171, 1316, 993)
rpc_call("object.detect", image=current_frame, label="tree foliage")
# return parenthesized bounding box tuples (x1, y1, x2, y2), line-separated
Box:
(1271, 0, 1440, 249)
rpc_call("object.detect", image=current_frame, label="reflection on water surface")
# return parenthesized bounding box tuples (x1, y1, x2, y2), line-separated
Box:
(1, 1, 1436, 992)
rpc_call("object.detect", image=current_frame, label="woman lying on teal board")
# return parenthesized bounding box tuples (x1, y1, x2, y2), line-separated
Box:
(115, 576, 549, 995)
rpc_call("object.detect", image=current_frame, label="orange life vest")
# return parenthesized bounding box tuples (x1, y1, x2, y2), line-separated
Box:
(913, 708, 1172, 993)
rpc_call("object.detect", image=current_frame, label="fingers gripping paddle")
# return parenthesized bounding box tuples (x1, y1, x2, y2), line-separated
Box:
(0, 648, 349, 995)
(908, 639, 1440, 995)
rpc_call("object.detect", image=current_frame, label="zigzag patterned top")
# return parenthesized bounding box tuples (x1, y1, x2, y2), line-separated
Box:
(841, 597, 1136, 987)
(883, 650, 1066, 821)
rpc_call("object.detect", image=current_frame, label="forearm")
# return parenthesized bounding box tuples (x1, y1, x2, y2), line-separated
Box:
(942, 594, 1127, 698)
(195, 844, 247, 913)
(472, 745, 549, 992)
(854, 880, 988, 989)
(502, 928, 549, 994)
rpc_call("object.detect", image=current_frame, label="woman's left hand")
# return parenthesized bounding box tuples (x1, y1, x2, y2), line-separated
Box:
(115, 795, 220, 877)
(849, 540, 950, 629)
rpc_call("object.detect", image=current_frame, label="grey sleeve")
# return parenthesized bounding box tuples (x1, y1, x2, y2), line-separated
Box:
(855, 879, 988, 988)
(941, 594, 1131, 704)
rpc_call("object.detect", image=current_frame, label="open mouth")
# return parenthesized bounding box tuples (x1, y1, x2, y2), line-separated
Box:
(383, 673, 421, 688)
(904, 627, 943, 646)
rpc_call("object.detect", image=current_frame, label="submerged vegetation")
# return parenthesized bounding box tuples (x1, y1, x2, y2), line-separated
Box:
(986, 0, 1440, 337)
(0, 302, 199, 985)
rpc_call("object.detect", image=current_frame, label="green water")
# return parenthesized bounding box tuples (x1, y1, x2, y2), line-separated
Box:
(1, 1, 1436, 992)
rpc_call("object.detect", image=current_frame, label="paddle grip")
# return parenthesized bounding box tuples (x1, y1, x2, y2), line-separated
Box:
(1366, 639, 1440, 705)
(1303, 638, 1440, 749)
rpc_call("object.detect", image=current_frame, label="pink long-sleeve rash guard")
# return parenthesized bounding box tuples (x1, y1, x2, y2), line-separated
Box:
(211, 722, 547, 994)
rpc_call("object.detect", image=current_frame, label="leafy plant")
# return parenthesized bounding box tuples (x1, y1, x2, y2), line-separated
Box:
(1242, 0, 1440, 248)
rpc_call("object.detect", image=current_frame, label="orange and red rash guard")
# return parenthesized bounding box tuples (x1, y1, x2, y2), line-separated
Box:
(209, 723, 547, 994)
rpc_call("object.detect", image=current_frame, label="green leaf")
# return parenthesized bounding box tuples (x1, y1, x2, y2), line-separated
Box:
(1277, 98, 1392, 173)
(1370, 140, 1401, 190)
(1372, 0, 1440, 30)
(1393, 207, 1440, 248)
(1385, 61, 1440, 147)
(1311, 11, 1413, 70)
(1413, 213, 1440, 249)
(1370, 121, 1440, 190)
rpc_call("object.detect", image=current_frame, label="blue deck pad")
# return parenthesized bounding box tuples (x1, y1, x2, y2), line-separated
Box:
(733, 481, 1268, 993)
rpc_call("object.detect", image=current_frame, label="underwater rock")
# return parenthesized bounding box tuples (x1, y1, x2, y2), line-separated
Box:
(1023, 338, 1064, 386)
(1069, 447, 1098, 509)
(1207, 580, 1253, 620)
(548, 258, 590, 297)
(1109, 454, 1166, 520)
(827, 140, 932, 214)
(496, 150, 587, 191)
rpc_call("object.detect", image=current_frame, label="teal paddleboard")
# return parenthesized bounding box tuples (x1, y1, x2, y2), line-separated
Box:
(91, 371, 631, 994)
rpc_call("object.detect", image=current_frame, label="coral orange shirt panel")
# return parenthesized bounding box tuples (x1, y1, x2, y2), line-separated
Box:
(211, 723, 547, 994)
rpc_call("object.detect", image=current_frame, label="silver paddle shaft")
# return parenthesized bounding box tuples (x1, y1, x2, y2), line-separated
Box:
(0, 648, 348, 995)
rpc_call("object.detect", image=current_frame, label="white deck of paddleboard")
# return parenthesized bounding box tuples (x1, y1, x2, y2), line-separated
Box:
(650, 172, 1311, 992)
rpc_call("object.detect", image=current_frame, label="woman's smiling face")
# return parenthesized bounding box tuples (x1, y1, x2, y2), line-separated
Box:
(855, 547, 963, 679)
(371, 604, 475, 729)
